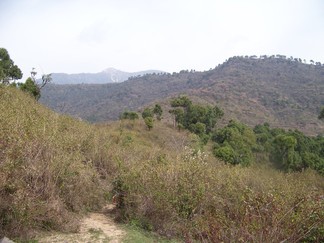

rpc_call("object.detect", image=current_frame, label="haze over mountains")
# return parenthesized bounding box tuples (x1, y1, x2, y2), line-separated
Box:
(50, 68, 164, 84)
(40, 55, 324, 135)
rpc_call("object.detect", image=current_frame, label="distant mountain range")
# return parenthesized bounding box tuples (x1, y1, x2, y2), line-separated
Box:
(50, 68, 165, 84)
(40, 56, 324, 135)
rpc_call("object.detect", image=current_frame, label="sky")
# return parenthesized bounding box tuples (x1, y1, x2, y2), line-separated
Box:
(0, 0, 324, 80)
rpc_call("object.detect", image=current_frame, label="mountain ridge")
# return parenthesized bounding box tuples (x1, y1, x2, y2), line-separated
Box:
(49, 68, 165, 84)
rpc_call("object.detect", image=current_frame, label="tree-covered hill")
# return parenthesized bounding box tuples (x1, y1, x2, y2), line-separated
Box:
(40, 55, 324, 135)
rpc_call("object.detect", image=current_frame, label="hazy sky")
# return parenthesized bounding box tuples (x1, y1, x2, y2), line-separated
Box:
(1, 0, 323, 79)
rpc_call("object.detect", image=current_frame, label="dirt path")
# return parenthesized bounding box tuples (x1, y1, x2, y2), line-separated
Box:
(38, 204, 126, 243)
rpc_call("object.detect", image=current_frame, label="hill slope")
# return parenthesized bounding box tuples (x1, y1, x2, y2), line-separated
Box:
(40, 56, 324, 135)
(1, 86, 324, 242)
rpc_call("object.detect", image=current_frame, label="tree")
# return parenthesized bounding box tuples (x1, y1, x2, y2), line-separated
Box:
(19, 77, 41, 100)
(144, 117, 154, 130)
(153, 104, 163, 120)
(272, 134, 301, 171)
(142, 107, 153, 119)
(212, 120, 256, 166)
(19, 68, 51, 100)
(120, 111, 139, 120)
(0, 48, 22, 84)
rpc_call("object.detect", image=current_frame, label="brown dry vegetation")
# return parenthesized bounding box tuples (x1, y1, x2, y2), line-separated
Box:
(1, 86, 324, 242)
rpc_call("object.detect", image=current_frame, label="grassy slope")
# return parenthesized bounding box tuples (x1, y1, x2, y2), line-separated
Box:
(1, 86, 324, 242)
(0, 86, 114, 239)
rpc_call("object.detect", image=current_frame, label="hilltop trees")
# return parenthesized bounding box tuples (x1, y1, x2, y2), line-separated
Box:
(0, 48, 22, 84)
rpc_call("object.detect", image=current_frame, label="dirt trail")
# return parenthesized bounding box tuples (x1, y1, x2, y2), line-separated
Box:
(38, 204, 126, 243)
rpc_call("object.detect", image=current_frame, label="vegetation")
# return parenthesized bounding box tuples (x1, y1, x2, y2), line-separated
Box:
(1, 86, 323, 242)
(1, 50, 324, 242)
(254, 123, 324, 174)
(120, 111, 139, 120)
(169, 96, 223, 143)
(18, 68, 52, 100)
(0, 48, 23, 84)
(40, 55, 324, 135)
(0, 86, 114, 239)
(212, 120, 256, 166)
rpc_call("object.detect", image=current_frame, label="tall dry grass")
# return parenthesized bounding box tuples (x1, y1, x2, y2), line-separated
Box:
(0, 86, 116, 239)
(110, 121, 324, 242)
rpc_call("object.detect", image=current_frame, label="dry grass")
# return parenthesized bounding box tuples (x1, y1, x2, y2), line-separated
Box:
(1, 86, 323, 242)
(109, 121, 324, 242)
(0, 86, 115, 239)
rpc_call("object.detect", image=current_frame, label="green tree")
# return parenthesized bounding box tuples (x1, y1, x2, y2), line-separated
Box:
(142, 107, 153, 119)
(212, 120, 256, 166)
(18, 68, 51, 100)
(144, 117, 154, 130)
(153, 104, 163, 120)
(120, 111, 139, 120)
(272, 134, 301, 171)
(19, 77, 41, 100)
(0, 48, 22, 84)
(169, 96, 223, 136)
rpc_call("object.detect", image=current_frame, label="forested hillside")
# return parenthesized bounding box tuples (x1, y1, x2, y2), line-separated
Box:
(40, 56, 324, 135)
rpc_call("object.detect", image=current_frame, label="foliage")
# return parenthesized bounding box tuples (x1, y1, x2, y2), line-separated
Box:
(254, 123, 324, 174)
(153, 104, 163, 120)
(120, 111, 139, 120)
(0, 48, 23, 84)
(144, 117, 154, 130)
(142, 107, 153, 119)
(212, 120, 256, 166)
(19, 77, 41, 100)
(169, 96, 223, 143)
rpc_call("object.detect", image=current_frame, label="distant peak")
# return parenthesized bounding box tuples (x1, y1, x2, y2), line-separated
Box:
(103, 67, 122, 73)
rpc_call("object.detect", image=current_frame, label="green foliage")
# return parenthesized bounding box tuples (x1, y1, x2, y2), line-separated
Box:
(19, 77, 41, 100)
(0, 48, 23, 84)
(170, 95, 192, 108)
(254, 123, 324, 174)
(153, 104, 163, 120)
(142, 107, 153, 119)
(120, 111, 139, 120)
(144, 117, 154, 130)
(169, 96, 223, 143)
(213, 120, 256, 166)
